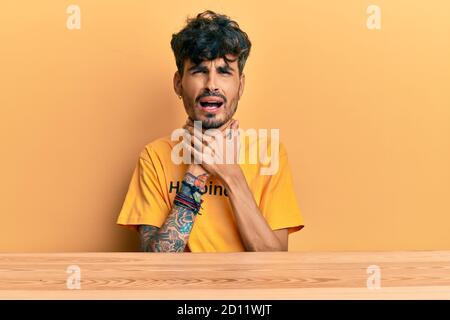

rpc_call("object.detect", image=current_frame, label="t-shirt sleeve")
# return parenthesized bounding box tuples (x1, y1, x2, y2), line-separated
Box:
(116, 146, 170, 232)
(259, 143, 305, 235)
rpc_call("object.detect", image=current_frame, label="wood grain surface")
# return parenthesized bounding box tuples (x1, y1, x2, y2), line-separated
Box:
(1, 251, 449, 299)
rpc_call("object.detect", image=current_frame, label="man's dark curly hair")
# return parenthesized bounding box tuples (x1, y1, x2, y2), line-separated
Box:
(171, 10, 252, 76)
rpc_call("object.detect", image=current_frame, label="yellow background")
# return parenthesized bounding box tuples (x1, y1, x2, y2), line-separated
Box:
(1, 0, 449, 252)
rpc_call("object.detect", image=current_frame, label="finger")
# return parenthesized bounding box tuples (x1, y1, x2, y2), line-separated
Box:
(234, 127, 241, 150)
(186, 133, 217, 159)
(203, 127, 223, 139)
(232, 120, 241, 161)
(185, 118, 194, 127)
(225, 120, 237, 140)
(194, 133, 216, 154)
(224, 118, 235, 131)
(190, 131, 205, 151)
(183, 141, 214, 165)
(182, 141, 201, 164)
(184, 131, 210, 161)
(181, 132, 196, 163)
(223, 119, 238, 140)
(182, 130, 192, 143)
(231, 119, 239, 130)
(202, 133, 216, 145)
(215, 118, 234, 133)
(184, 126, 196, 138)
(184, 125, 212, 148)
(233, 120, 240, 140)
(182, 119, 192, 130)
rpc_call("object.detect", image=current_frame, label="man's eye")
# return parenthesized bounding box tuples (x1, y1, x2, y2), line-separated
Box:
(193, 70, 205, 74)
(220, 70, 231, 74)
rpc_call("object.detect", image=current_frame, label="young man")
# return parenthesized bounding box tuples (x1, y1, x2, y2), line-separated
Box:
(117, 10, 304, 252)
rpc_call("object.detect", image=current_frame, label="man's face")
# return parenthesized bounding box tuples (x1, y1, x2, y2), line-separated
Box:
(174, 55, 245, 129)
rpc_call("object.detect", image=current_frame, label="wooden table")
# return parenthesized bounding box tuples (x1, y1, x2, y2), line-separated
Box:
(1, 251, 449, 299)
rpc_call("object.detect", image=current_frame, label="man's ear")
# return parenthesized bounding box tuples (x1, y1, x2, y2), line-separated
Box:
(173, 70, 182, 97)
(238, 73, 245, 99)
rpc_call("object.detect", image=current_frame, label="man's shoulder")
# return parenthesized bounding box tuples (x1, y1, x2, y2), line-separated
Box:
(139, 135, 176, 162)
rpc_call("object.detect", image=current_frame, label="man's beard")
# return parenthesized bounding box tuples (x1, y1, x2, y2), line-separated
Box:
(188, 100, 238, 129)
(201, 114, 228, 129)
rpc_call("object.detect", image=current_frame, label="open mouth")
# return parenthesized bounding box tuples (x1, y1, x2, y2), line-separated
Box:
(199, 101, 223, 108)
(197, 97, 224, 112)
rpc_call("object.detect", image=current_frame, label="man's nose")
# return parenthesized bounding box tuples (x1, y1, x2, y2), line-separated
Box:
(205, 72, 219, 92)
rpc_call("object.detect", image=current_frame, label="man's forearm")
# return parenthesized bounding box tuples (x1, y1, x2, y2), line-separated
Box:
(149, 204, 196, 252)
(223, 167, 285, 251)
(149, 166, 208, 252)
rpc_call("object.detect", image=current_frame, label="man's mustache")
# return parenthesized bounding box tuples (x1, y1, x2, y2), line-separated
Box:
(195, 92, 227, 103)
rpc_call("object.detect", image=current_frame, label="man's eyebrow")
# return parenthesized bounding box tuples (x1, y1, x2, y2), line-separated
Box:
(188, 64, 208, 72)
(217, 64, 235, 72)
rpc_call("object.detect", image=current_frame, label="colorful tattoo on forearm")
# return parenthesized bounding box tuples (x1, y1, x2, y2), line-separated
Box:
(149, 171, 208, 252)
(138, 225, 159, 252)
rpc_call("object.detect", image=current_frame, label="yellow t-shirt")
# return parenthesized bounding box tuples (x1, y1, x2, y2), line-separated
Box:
(116, 131, 304, 252)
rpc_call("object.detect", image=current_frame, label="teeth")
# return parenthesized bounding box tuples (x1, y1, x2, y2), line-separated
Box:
(200, 102, 222, 107)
